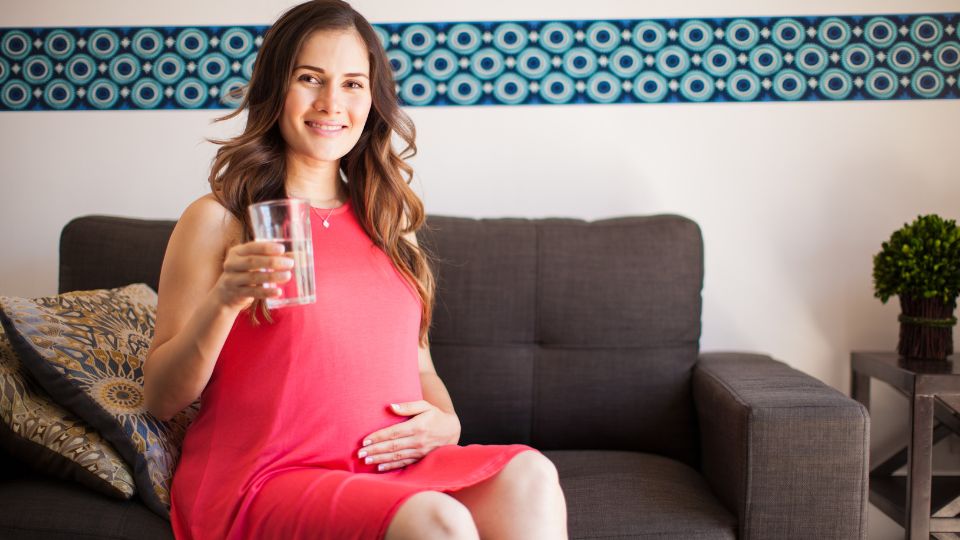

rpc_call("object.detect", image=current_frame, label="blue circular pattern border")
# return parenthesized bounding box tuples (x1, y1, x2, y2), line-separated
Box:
(1, 13, 958, 110)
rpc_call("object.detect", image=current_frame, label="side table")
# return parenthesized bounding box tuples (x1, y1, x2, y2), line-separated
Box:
(851, 351, 960, 540)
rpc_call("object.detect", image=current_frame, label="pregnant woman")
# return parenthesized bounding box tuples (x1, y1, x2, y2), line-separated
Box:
(143, 0, 568, 538)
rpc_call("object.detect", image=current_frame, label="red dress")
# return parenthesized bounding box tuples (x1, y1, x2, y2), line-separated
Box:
(170, 199, 534, 539)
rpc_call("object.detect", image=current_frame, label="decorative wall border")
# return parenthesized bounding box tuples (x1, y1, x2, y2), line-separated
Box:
(1, 13, 958, 111)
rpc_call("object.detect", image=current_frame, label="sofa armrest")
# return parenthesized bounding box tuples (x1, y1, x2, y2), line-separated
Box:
(692, 352, 869, 540)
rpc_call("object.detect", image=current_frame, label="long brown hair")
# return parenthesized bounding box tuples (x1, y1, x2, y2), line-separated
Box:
(207, 0, 435, 345)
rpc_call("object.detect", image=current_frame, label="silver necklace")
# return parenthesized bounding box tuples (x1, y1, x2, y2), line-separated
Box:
(320, 206, 336, 228)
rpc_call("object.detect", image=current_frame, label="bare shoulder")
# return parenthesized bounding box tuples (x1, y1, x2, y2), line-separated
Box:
(177, 193, 243, 248)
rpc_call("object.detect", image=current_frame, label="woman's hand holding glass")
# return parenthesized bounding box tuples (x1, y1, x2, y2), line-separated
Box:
(214, 241, 295, 312)
(357, 401, 462, 472)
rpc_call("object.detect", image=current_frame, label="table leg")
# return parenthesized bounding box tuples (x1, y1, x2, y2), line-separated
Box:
(907, 393, 934, 539)
(852, 369, 871, 409)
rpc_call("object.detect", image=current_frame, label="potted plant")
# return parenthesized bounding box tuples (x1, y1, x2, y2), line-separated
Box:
(873, 214, 960, 360)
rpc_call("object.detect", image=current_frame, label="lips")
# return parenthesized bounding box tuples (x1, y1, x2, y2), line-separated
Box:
(305, 120, 347, 132)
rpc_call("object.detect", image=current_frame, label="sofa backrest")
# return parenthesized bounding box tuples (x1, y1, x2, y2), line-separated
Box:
(60, 213, 704, 466)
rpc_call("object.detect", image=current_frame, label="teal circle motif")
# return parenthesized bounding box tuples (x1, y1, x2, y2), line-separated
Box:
(400, 74, 435, 106)
(154, 53, 186, 84)
(632, 71, 668, 102)
(818, 69, 852, 100)
(539, 72, 575, 104)
(176, 29, 208, 59)
(86, 78, 119, 109)
(492, 23, 529, 55)
(934, 42, 960, 71)
(373, 26, 389, 48)
(44, 30, 75, 60)
(386, 49, 412, 81)
(864, 68, 899, 99)
(562, 47, 598, 78)
(887, 43, 920, 74)
(679, 70, 714, 102)
(424, 49, 458, 81)
(679, 20, 714, 52)
(493, 73, 529, 104)
(131, 78, 164, 109)
(796, 44, 829, 76)
(22, 55, 54, 85)
(771, 19, 805, 50)
(447, 24, 482, 55)
(401, 24, 436, 56)
(540, 22, 574, 54)
(175, 77, 207, 108)
(911, 67, 943, 98)
(748, 45, 783, 76)
(725, 19, 759, 51)
(65, 54, 96, 85)
(818, 18, 851, 49)
(772, 69, 807, 100)
(131, 29, 164, 60)
(586, 72, 622, 103)
(841, 44, 874, 74)
(702, 45, 737, 77)
(217, 76, 246, 108)
(2, 31, 32, 61)
(655, 46, 690, 78)
(608, 47, 643, 78)
(242, 53, 256, 79)
(910, 16, 942, 47)
(585, 22, 621, 53)
(516, 48, 551, 80)
(43, 80, 75, 110)
(725, 69, 761, 101)
(470, 48, 506, 80)
(864, 17, 897, 49)
(219, 28, 254, 59)
(198, 53, 229, 84)
(2, 80, 32, 110)
(447, 73, 482, 105)
(0, 58, 7, 85)
(108, 54, 141, 85)
(632, 21, 667, 52)
(87, 29, 119, 60)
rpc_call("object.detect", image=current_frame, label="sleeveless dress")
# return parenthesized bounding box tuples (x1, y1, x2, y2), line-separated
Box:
(169, 199, 535, 539)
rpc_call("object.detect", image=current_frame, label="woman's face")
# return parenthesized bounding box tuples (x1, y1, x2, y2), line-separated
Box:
(279, 29, 373, 167)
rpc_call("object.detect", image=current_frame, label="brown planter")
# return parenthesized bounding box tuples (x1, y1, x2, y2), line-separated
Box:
(898, 295, 957, 360)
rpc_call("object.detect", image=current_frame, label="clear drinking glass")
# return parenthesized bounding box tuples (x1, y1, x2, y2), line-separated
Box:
(247, 198, 316, 308)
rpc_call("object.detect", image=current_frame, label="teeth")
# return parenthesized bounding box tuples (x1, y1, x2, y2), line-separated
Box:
(307, 121, 344, 131)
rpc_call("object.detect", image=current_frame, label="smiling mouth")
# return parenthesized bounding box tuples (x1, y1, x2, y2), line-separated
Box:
(305, 121, 346, 132)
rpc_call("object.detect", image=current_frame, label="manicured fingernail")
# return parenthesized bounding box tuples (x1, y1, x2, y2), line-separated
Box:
(378, 464, 385, 471)
(390, 403, 400, 410)
(358, 450, 367, 458)
(362, 439, 372, 446)
(365, 457, 373, 464)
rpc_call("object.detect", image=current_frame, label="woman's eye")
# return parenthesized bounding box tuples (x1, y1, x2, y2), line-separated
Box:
(298, 74, 321, 84)
(346, 81, 364, 89)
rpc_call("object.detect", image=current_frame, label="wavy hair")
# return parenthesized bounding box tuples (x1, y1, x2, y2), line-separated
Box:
(207, 0, 435, 345)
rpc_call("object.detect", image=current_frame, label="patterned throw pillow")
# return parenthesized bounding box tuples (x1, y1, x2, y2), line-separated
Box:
(0, 284, 199, 519)
(0, 324, 136, 499)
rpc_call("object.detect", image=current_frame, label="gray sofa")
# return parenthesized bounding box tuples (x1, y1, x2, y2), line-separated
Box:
(0, 213, 869, 539)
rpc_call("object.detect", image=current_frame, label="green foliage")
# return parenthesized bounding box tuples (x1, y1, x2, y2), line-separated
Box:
(873, 214, 960, 304)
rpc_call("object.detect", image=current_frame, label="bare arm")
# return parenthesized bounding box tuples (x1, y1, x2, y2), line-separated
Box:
(143, 195, 292, 420)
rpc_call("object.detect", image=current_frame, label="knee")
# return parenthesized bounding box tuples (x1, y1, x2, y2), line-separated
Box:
(388, 491, 478, 540)
(507, 451, 561, 491)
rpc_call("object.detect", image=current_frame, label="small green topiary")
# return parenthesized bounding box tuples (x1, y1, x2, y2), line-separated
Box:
(873, 214, 960, 306)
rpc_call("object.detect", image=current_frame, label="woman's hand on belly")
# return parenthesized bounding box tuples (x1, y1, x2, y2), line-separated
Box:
(356, 400, 461, 472)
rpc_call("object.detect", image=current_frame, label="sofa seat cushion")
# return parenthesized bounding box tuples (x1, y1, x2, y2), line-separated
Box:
(0, 471, 172, 539)
(544, 449, 736, 539)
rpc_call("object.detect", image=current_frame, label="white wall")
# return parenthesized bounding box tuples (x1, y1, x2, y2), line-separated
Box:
(3, 1, 959, 538)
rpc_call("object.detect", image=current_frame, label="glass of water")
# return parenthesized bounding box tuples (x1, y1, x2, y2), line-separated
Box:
(247, 198, 316, 308)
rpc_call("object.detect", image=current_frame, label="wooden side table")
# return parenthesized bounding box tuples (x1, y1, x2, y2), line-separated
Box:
(851, 351, 960, 539)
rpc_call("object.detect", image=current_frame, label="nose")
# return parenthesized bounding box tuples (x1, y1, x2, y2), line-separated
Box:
(312, 83, 343, 114)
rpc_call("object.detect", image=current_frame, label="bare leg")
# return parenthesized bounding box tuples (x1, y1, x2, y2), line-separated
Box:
(384, 490, 480, 540)
(449, 451, 568, 539)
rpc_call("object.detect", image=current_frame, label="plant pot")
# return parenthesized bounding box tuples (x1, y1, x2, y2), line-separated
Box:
(898, 295, 957, 360)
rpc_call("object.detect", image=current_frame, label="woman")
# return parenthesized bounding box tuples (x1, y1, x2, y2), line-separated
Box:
(144, 1, 568, 538)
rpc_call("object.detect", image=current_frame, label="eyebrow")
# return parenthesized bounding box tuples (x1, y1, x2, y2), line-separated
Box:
(294, 65, 369, 78)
